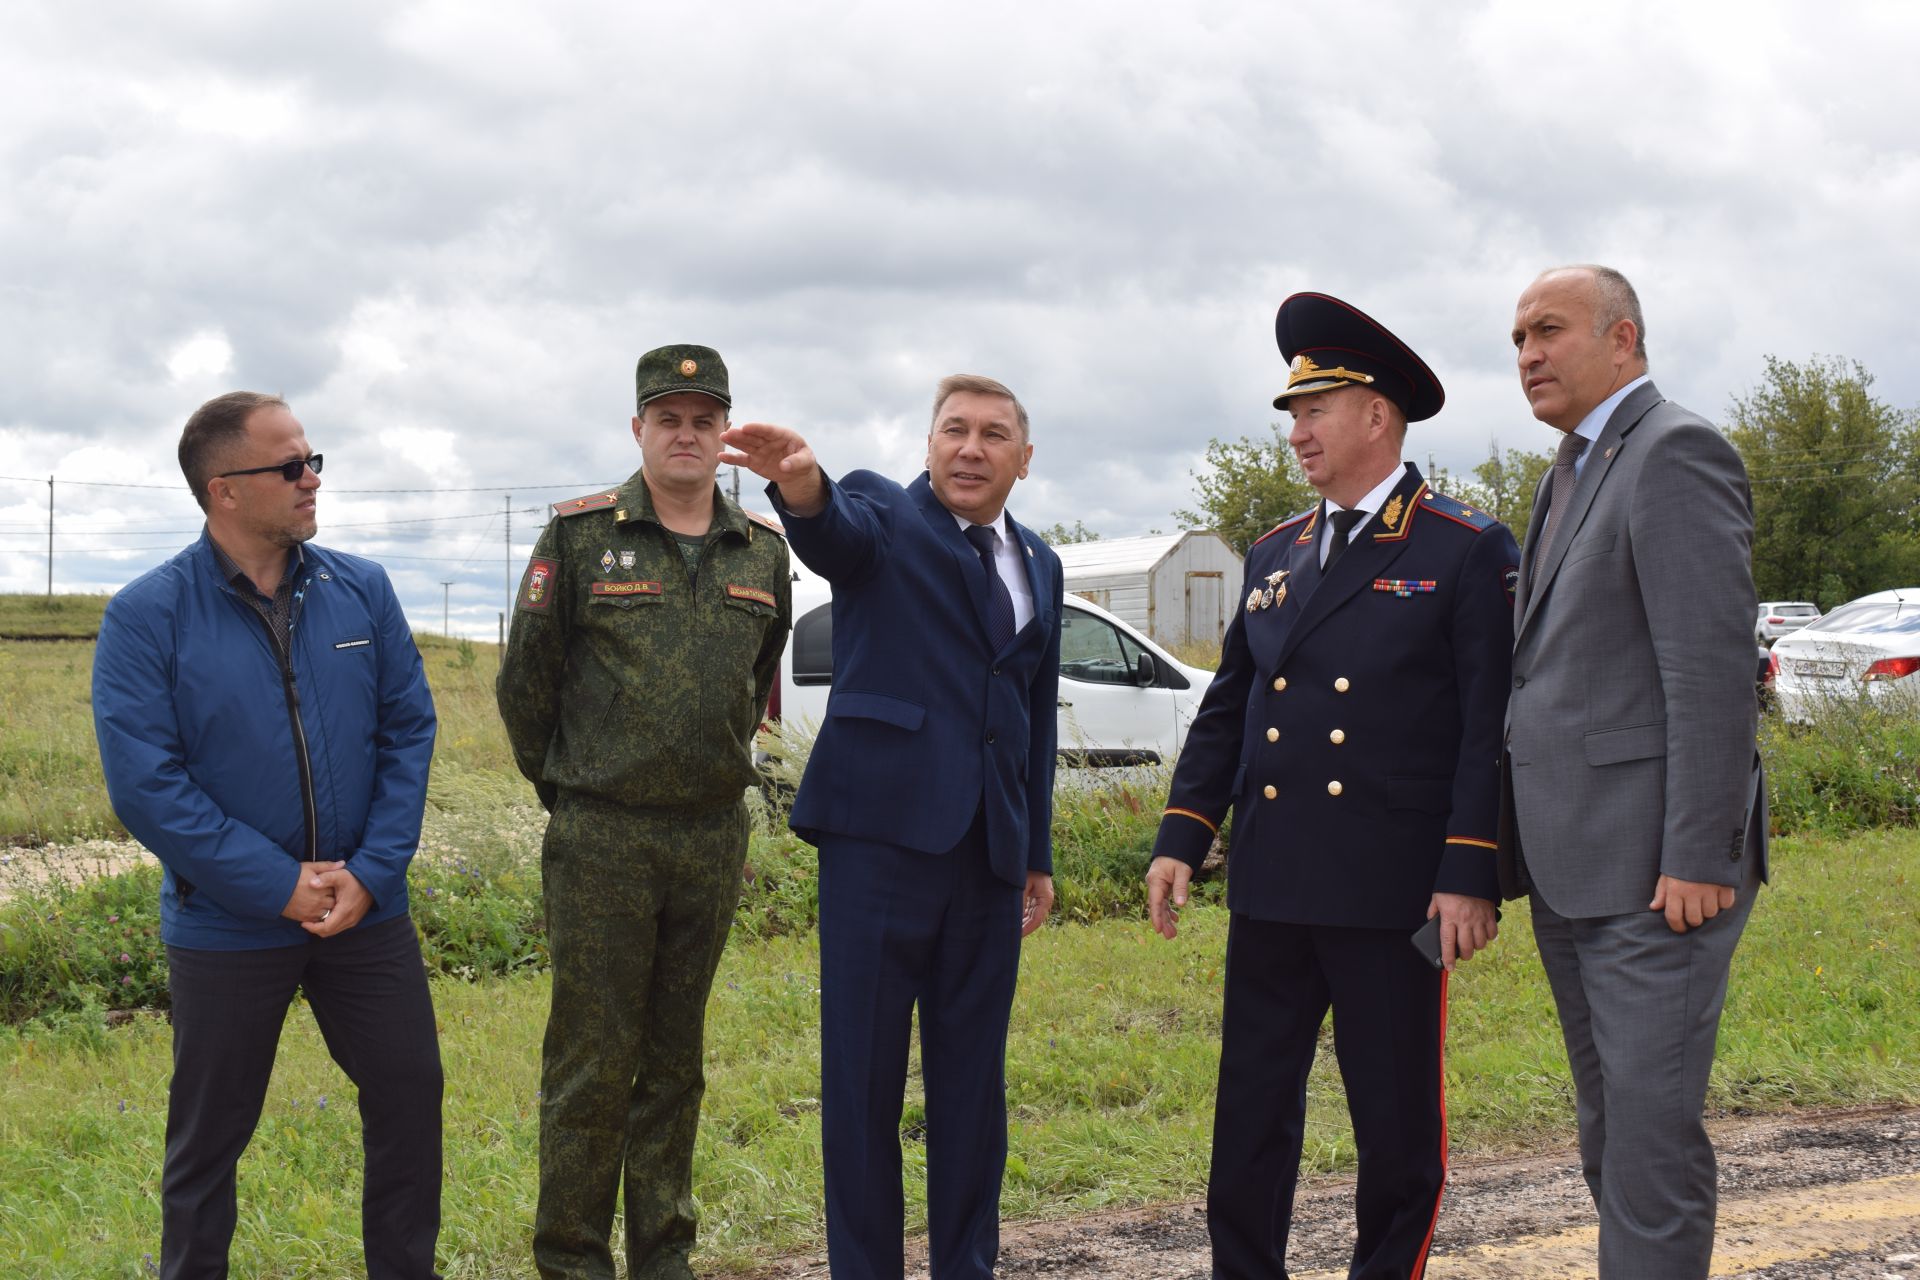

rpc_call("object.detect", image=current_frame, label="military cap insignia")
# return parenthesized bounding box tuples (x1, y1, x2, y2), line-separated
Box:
(680, 358, 699, 377)
(618, 549, 636, 570)
(517, 558, 558, 613)
(1380, 495, 1405, 532)
(599, 548, 615, 573)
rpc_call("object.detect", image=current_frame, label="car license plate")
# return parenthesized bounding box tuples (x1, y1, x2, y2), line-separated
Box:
(1794, 658, 1846, 679)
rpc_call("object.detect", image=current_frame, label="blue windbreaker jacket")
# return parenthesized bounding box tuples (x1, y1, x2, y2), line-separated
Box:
(92, 532, 437, 949)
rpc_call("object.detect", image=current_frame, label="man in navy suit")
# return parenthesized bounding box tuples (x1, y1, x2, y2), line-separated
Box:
(720, 374, 1064, 1280)
(1146, 295, 1519, 1279)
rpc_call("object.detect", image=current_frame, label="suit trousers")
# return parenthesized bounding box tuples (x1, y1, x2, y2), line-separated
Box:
(161, 914, 444, 1280)
(1529, 851, 1760, 1279)
(816, 813, 1024, 1280)
(534, 795, 750, 1280)
(1210, 916, 1449, 1280)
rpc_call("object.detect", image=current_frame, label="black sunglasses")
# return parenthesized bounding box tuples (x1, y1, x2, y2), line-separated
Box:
(216, 454, 323, 483)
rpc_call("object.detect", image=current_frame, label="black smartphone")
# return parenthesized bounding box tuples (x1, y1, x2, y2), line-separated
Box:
(1410, 915, 1445, 970)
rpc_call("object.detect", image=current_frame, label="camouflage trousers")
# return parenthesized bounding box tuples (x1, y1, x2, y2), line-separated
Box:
(533, 792, 749, 1280)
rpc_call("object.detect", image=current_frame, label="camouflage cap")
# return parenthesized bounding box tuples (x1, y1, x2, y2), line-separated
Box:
(636, 344, 731, 411)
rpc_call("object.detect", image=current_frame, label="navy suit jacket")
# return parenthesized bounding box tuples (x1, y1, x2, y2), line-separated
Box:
(771, 470, 1064, 887)
(1152, 465, 1519, 928)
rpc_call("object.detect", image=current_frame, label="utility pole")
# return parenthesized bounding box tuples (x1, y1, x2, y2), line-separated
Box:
(731, 464, 741, 504)
(440, 581, 453, 637)
(46, 476, 54, 597)
(504, 494, 513, 622)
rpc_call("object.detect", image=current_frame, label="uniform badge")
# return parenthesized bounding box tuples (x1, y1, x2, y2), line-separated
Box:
(1264, 568, 1289, 609)
(1380, 495, 1404, 531)
(1246, 588, 1263, 614)
(679, 358, 698, 376)
(517, 558, 558, 613)
(1503, 565, 1520, 602)
(618, 549, 636, 570)
(599, 548, 615, 573)
(1273, 582, 1287, 608)
(1261, 587, 1274, 608)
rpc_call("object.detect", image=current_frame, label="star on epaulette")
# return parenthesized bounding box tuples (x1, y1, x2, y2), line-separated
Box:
(551, 490, 619, 519)
(743, 508, 787, 540)
(1421, 489, 1500, 532)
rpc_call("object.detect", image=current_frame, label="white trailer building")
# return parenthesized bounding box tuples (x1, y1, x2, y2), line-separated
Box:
(1052, 531, 1243, 649)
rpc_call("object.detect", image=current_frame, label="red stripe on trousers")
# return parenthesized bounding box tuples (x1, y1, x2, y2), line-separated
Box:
(1411, 967, 1450, 1280)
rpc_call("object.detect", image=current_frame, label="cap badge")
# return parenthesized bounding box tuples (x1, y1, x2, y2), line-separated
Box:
(599, 548, 615, 573)
(679, 358, 698, 377)
(1286, 352, 1376, 390)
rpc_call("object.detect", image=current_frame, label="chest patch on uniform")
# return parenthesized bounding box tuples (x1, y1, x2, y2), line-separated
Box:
(1372, 578, 1437, 597)
(590, 580, 663, 597)
(518, 558, 558, 613)
(726, 584, 777, 608)
(333, 637, 372, 649)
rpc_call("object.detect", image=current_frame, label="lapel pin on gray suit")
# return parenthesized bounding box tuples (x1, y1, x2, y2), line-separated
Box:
(1503, 265, 1766, 1279)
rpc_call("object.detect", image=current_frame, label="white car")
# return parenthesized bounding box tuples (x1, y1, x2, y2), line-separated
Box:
(1769, 589, 1920, 722)
(767, 569, 1212, 767)
(1756, 600, 1821, 645)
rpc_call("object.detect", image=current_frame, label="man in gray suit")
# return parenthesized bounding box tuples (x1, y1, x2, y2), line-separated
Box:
(1501, 265, 1766, 1278)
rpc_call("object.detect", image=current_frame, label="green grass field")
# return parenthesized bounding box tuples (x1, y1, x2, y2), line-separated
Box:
(3, 597, 1918, 1275)
(0, 592, 107, 639)
(3, 829, 1917, 1277)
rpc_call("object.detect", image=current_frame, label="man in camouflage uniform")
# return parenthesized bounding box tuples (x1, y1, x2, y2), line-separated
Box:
(498, 344, 791, 1280)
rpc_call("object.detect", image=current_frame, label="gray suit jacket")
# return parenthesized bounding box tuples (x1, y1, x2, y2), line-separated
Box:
(1501, 381, 1767, 917)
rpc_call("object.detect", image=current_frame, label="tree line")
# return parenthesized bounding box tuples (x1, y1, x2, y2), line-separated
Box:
(1166, 355, 1920, 610)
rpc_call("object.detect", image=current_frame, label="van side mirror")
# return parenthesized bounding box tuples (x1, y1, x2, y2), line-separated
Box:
(1134, 651, 1157, 687)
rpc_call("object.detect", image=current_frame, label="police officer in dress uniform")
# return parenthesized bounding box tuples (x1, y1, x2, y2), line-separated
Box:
(497, 345, 792, 1280)
(1145, 295, 1520, 1280)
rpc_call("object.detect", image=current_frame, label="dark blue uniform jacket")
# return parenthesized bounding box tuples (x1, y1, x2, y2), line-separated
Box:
(1153, 465, 1518, 928)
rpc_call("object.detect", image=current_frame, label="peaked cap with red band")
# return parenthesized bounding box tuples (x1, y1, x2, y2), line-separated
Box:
(1272, 292, 1445, 422)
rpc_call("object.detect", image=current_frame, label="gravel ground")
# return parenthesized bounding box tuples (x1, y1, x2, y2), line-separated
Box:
(747, 1107, 1920, 1279)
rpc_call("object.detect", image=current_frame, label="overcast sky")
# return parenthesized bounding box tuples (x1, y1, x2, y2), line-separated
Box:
(3, 0, 1916, 636)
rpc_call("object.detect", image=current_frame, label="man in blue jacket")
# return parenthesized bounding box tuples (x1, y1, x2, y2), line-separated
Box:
(92, 391, 443, 1280)
(720, 374, 1064, 1280)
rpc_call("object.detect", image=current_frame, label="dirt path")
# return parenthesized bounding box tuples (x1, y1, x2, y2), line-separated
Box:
(748, 1107, 1920, 1279)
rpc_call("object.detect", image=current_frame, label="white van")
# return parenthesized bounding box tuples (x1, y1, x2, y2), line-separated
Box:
(768, 569, 1213, 766)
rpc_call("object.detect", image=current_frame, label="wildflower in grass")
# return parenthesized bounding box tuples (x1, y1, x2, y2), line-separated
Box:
(120, 952, 132, 963)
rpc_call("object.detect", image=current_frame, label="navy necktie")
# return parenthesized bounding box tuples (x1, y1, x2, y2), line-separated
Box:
(964, 523, 1017, 652)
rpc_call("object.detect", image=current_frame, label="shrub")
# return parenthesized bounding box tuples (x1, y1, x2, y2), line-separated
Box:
(1760, 700, 1920, 835)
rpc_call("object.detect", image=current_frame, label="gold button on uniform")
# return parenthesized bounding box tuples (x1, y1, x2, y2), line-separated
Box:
(1327, 780, 1343, 796)
(1272, 676, 1288, 692)
(1263, 784, 1278, 800)
(1334, 677, 1350, 692)
(1266, 727, 1280, 742)
(1330, 729, 1346, 744)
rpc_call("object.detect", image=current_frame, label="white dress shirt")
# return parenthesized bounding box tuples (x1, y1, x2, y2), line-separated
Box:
(956, 511, 1035, 631)
(1319, 461, 1408, 568)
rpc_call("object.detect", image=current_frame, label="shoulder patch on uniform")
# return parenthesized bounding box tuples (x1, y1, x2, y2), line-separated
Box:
(517, 558, 558, 613)
(1503, 564, 1520, 602)
(1420, 489, 1500, 532)
(550, 490, 619, 519)
(1251, 507, 1316, 549)
(743, 508, 787, 539)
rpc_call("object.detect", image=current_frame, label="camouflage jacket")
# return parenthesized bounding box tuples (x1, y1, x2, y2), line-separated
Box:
(497, 469, 791, 812)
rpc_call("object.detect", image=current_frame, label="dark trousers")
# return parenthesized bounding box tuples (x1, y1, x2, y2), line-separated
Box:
(1210, 917, 1448, 1280)
(534, 796, 750, 1280)
(162, 914, 444, 1280)
(816, 815, 1025, 1280)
